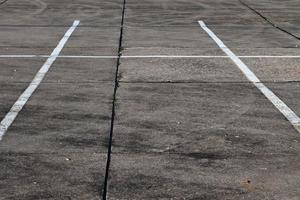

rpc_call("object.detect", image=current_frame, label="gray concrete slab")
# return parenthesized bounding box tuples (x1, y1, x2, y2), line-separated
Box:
(243, 58, 300, 82)
(0, 0, 122, 26)
(0, 27, 73, 55)
(0, 83, 30, 119)
(238, 0, 300, 38)
(123, 26, 224, 55)
(1, 0, 300, 199)
(108, 152, 300, 200)
(0, 58, 44, 83)
(60, 26, 120, 56)
(123, 47, 224, 57)
(125, 8, 266, 27)
(205, 26, 300, 49)
(0, 152, 106, 200)
(43, 58, 117, 83)
(108, 82, 300, 199)
(231, 48, 300, 57)
(0, 82, 113, 154)
(266, 83, 300, 116)
(119, 58, 247, 82)
(113, 83, 299, 154)
(0, 26, 120, 55)
(0, 58, 44, 120)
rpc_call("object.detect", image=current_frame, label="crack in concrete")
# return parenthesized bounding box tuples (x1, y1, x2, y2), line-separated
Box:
(239, 0, 300, 43)
(0, 0, 9, 6)
(102, 0, 126, 199)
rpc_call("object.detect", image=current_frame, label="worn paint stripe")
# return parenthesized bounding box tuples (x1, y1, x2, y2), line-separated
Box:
(0, 20, 80, 140)
(199, 20, 300, 132)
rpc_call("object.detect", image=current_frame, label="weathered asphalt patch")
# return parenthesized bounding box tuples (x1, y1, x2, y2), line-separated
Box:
(42, 58, 118, 83)
(113, 83, 299, 154)
(0, 58, 45, 121)
(202, 25, 300, 49)
(242, 58, 300, 82)
(125, 0, 266, 26)
(58, 25, 120, 57)
(119, 58, 248, 82)
(107, 152, 300, 200)
(0, 58, 45, 83)
(123, 26, 222, 51)
(265, 83, 300, 116)
(1, 0, 300, 199)
(0, 0, 123, 26)
(0, 84, 30, 120)
(0, 82, 114, 154)
(107, 82, 300, 199)
(0, 26, 77, 55)
(0, 152, 107, 200)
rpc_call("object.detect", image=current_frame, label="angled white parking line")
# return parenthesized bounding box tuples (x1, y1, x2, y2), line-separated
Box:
(121, 55, 228, 58)
(199, 20, 300, 133)
(0, 20, 80, 140)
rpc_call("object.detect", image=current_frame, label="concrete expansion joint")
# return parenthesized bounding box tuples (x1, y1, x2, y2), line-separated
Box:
(239, 0, 300, 42)
(102, 0, 126, 199)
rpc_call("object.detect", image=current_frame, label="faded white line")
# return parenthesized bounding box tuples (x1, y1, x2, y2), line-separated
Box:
(199, 20, 300, 133)
(121, 55, 228, 58)
(1, 55, 300, 58)
(0, 20, 80, 140)
(58, 55, 118, 58)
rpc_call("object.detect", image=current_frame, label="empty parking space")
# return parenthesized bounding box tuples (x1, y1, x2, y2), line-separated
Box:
(109, 82, 300, 199)
(60, 27, 120, 56)
(0, 152, 107, 200)
(0, 0, 300, 200)
(0, 26, 74, 55)
(119, 58, 247, 82)
(122, 26, 225, 56)
(0, 0, 123, 26)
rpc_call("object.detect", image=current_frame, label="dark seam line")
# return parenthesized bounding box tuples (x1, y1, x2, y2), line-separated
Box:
(0, 0, 9, 6)
(239, 0, 300, 42)
(102, 0, 126, 199)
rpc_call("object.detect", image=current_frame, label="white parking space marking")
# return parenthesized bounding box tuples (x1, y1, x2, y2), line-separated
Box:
(199, 20, 300, 133)
(239, 56, 300, 58)
(0, 20, 80, 141)
(121, 55, 228, 58)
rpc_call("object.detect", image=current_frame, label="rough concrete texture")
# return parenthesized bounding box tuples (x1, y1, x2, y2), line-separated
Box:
(0, 0, 300, 200)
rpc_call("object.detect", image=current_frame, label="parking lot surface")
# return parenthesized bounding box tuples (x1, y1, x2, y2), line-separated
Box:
(0, 0, 300, 199)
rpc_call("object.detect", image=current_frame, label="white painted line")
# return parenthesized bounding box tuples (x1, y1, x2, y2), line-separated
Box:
(1, 55, 300, 58)
(239, 56, 300, 58)
(58, 55, 118, 58)
(199, 20, 300, 133)
(121, 55, 228, 58)
(0, 20, 80, 140)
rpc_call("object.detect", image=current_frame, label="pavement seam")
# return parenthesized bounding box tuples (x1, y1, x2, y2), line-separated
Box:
(239, 0, 300, 43)
(199, 20, 300, 133)
(102, 0, 126, 199)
